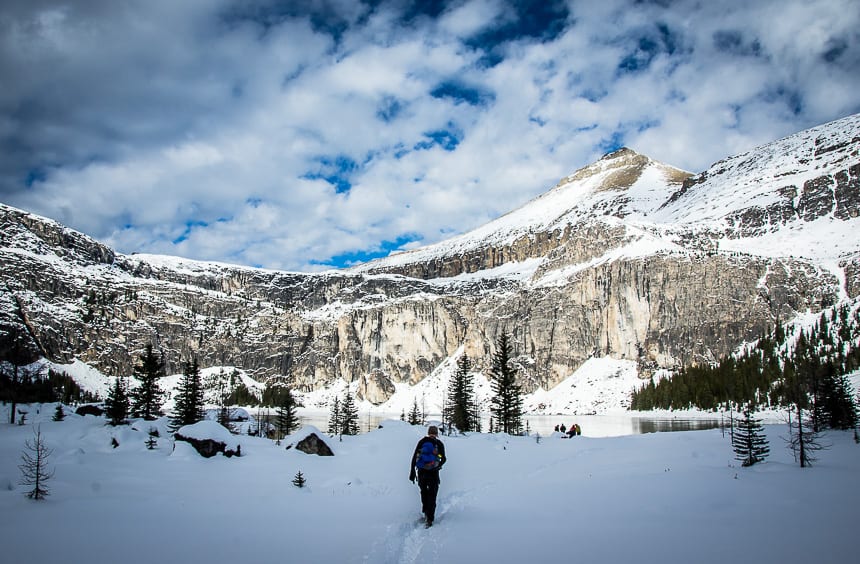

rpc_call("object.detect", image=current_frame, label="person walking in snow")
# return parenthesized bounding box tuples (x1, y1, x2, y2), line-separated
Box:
(409, 425, 446, 527)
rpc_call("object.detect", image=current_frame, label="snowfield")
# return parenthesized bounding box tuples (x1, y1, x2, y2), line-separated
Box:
(1, 405, 858, 564)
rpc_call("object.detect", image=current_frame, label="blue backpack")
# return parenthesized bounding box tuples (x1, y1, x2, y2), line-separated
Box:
(416, 440, 440, 470)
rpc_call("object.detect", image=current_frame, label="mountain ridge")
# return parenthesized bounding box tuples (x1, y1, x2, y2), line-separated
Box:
(1, 113, 859, 412)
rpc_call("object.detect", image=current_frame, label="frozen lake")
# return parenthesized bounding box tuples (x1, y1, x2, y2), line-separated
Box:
(284, 411, 724, 437)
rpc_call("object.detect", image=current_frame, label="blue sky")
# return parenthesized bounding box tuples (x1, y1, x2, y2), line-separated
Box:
(1, 0, 859, 271)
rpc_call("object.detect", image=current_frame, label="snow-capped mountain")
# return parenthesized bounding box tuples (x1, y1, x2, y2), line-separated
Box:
(1, 113, 859, 412)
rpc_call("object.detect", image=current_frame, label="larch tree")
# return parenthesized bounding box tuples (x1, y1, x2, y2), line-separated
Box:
(19, 425, 53, 500)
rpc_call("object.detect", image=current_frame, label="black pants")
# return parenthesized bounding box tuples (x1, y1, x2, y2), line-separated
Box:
(417, 468, 440, 521)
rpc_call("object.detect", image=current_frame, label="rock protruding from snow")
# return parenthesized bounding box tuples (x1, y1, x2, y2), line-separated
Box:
(287, 426, 335, 456)
(175, 421, 241, 458)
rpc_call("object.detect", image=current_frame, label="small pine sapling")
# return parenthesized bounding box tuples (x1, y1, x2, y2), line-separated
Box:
(52, 405, 66, 422)
(145, 436, 158, 450)
(292, 471, 307, 488)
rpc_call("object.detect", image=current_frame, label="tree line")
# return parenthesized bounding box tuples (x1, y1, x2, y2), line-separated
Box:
(631, 305, 859, 422)
(631, 304, 860, 467)
(6, 331, 530, 438)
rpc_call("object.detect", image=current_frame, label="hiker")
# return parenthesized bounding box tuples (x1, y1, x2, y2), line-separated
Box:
(575, 423, 582, 436)
(560, 423, 567, 434)
(409, 425, 447, 527)
(554, 424, 560, 432)
(567, 425, 576, 438)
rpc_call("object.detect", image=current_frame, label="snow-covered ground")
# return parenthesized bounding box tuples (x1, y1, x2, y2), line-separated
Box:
(1, 404, 857, 564)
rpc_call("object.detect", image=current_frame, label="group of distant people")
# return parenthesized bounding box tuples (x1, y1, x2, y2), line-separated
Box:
(555, 423, 581, 437)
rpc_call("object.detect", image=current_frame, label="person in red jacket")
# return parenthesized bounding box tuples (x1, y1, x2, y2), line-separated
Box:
(408, 425, 447, 527)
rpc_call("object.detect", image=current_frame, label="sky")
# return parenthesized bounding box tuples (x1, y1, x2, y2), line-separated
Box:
(1, 0, 859, 271)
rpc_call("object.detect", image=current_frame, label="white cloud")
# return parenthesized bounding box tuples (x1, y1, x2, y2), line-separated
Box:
(2, 0, 859, 271)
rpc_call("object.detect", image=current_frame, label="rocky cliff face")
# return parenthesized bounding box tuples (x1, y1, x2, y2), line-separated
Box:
(1, 113, 859, 407)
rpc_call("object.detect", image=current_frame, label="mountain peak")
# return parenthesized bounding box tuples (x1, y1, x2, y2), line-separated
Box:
(600, 147, 639, 161)
(556, 146, 689, 198)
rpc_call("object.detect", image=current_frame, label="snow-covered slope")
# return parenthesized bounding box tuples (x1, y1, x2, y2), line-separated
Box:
(354, 112, 860, 280)
(351, 147, 692, 277)
(2, 406, 859, 563)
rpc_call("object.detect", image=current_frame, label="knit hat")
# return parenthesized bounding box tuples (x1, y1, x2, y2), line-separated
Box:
(428, 425, 439, 436)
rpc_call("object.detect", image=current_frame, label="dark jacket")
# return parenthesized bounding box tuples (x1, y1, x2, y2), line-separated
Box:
(409, 436, 446, 481)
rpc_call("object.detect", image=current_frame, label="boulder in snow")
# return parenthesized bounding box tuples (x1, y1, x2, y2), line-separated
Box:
(76, 404, 104, 417)
(175, 420, 241, 458)
(287, 426, 334, 456)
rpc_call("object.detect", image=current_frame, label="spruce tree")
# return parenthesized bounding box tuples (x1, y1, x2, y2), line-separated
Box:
(171, 357, 205, 431)
(216, 375, 235, 433)
(489, 334, 523, 435)
(327, 396, 341, 435)
(732, 405, 770, 467)
(275, 386, 303, 439)
(104, 376, 130, 426)
(822, 372, 858, 430)
(340, 390, 360, 435)
(52, 404, 65, 422)
(130, 344, 166, 420)
(292, 471, 306, 488)
(445, 353, 477, 432)
(408, 397, 422, 425)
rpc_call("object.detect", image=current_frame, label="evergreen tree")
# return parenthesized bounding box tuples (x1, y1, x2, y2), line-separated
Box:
(822, 372, 858, 430)
(52, 404, 65, 422)
(732, 405, 770, 467)
(340, 390, 360, 435)
(408, 397, 422, 425)
(216, 374, 235, 433)
(171, 357, 205, 431)
(19, 425, 53, 500)
(489, 334, 524, 435)
(130, 344, 166, 420)
(328, 396, 341, 435)
(292, 470, 306, 488)
(226, 383, 258, 406)
(104, 376, 130, 426)
(275, 386, 303, 439)
(445, 353, 477, 432)
(4, 334, 31, 425)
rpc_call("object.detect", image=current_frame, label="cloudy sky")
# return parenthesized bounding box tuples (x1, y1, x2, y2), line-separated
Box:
(2, 0, 859, 271)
